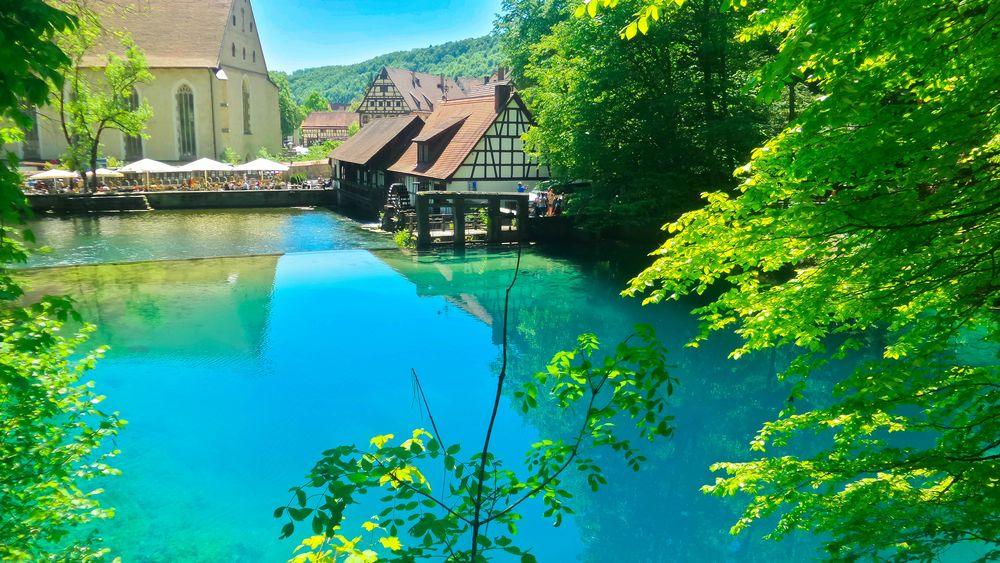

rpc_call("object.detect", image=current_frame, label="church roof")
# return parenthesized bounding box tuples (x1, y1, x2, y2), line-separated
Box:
(80, 0, 234, 68)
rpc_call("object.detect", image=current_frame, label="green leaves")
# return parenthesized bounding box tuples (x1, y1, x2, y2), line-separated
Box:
(0, 300, 124, 560)
(607, 0, 1000, 559)
(279, 327, 674, 561)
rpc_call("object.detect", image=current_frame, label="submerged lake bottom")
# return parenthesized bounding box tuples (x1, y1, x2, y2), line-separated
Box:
(17, 208, 816, 561)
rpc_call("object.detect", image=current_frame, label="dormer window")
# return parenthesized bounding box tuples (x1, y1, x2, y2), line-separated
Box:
(417, 142, 430, 165)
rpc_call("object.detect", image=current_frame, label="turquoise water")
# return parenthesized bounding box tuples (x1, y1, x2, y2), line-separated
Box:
(17, 209, 818, 562)
(22, 208, 392, 268)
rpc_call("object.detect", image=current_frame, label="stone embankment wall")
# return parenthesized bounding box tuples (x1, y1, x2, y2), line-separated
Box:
(28, 190, 335, 214)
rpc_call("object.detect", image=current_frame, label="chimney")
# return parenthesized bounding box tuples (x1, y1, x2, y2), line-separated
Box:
(495, 83, 512, 113)
(498, 67, 506, 82)
(483, 75, 489, 85)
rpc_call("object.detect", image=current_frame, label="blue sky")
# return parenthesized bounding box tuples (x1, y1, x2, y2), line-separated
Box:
(253, 0, 504, 72)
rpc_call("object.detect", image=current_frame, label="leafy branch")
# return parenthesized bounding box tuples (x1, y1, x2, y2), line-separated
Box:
(277, 248, 675, 562)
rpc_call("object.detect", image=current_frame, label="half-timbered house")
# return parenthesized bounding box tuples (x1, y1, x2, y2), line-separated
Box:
(357, 67, 472, 126)
(300, 111, 359, 146)
(387, 85, 548, 197)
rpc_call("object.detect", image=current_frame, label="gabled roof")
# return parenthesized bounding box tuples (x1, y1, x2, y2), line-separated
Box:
(301, 111, 360, 129)
(383, 67, 467, 113)
(464, 79, 513, 98)
(412, 117, 467, 143)
(388, 95, 506, 181)
(80, 0, 234, 68)
(330, 114, 424, 166)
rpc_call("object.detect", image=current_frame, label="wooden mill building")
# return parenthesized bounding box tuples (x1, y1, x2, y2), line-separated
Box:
(328, 114, 425, 198)
(330, 83, 548, 215)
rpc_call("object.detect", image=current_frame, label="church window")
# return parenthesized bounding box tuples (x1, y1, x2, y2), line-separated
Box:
(252, 51, 256, 63)
(176, 85, 196, 159)
(243, 47, 246, 60)
(242, 81, 252, 134)
(125, 88, 143, 160)
(231, 43, 235, 57)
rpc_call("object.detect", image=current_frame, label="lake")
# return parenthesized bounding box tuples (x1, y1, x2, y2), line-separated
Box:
(17, 208, 815, 562)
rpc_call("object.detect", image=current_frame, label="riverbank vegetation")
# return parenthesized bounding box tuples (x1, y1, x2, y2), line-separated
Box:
(603, 0, 998, 559)
(0, 2, 125, 559)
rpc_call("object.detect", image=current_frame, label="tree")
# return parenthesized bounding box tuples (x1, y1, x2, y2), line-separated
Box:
(302, 90, 330, 114)
(0, 1, 125, 559)
(497, 0, 788, 232)
(53, 3, 153, 192)
(580, 0, 1000, 559)
(271, 71, 305, 140)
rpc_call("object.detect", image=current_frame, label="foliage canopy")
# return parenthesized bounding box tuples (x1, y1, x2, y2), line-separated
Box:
(596, 0, 1000, 559)
(0, 1, 124, 559)
(497, 0, 793, 231)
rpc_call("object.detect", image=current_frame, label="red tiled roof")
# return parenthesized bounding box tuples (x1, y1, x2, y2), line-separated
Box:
(79, 0, 234, 68)
(301, 111, 360, 129)
(384, 67, 467, 112)
(329, 114, 424, 166)
(388, 95, 504, 181)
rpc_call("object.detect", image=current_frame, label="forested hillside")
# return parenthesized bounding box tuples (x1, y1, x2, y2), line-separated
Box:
(283, 35, 501, 105)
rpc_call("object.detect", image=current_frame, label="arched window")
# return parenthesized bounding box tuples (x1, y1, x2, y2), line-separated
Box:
(252, 51, 256, 63)
(232, 14, 236, 26)
(231, 43, 236, 57)
(241, 7, 245, 32)
(22, 107, 40, 160)
(242, 81, 251, 134)
(124, 88, 143, 160)
(242, 47, 246, 60)
(176, 84, 196, 159)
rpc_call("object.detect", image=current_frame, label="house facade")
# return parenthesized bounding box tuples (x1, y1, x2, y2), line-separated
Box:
(357, 67, 466, 126)
(12, 0, 281, 164)
(300, 111, 360, 146)
(388, 85, 549, 197)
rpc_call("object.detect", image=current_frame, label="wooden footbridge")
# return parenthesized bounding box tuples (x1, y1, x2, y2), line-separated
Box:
(412, 192, 530, 249)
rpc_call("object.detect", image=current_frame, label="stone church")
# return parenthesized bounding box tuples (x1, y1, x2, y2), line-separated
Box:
(16, 0, 281, 164)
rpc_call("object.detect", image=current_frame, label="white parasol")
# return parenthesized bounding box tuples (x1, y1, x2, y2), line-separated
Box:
(119, 158, 179, 189)
(29, 169, 80, 180)
(179, 158, 234, 186)
(234, 158, 289, 172)
(86, 168, 125, 178)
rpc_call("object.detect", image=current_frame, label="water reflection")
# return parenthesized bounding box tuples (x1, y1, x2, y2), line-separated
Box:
(22, 208, 392, 268)
(15, 245, 822, 561)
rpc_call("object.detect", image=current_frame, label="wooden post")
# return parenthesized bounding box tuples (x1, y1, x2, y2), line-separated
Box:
(515, 194, 529, 242)
(487, 199, 501, 244)
(416, 193, 431, 249)
(453, 195, 466, 250)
